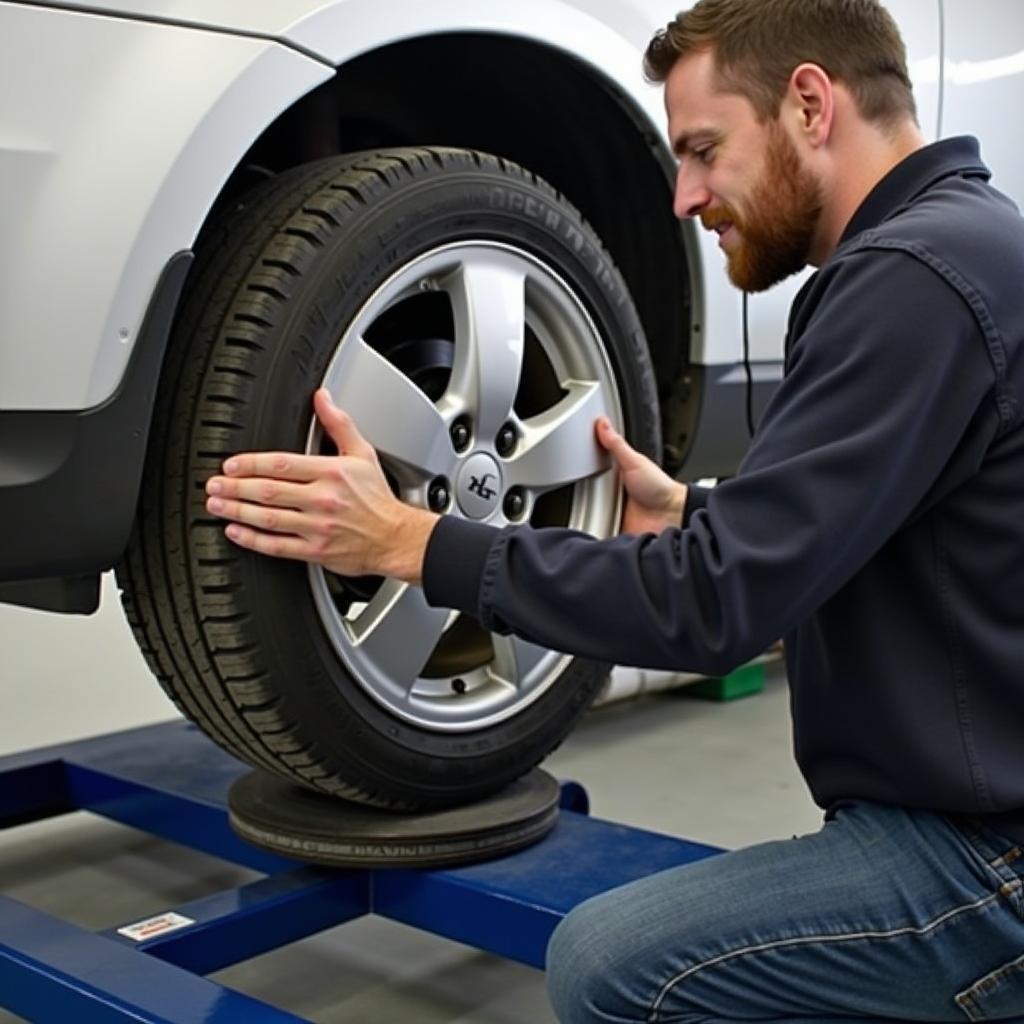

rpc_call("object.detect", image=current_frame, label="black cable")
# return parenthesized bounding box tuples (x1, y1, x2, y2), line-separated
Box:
(742, 290, 755, 438)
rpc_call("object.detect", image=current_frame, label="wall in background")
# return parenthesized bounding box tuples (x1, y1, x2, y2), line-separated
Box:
(0, 573, 178, 757)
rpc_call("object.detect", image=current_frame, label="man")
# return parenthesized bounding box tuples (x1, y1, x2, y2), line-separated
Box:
(205, 0, 1024, 1019)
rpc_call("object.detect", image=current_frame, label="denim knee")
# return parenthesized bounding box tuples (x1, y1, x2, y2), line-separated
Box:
(547, 896, 627, 1024)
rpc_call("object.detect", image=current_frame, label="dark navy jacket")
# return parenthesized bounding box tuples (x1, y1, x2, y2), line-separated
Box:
(424, 137, 1024, 839)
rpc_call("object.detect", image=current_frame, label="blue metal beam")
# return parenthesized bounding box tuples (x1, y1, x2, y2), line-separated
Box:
(374, 812, 720, 968)
(0, 720, 725, 1020)
(65, 760, 292, 874)
(0, 760, 73, 829)
(0, 722, 204, 775)
(0, 896, 308, 1024)
(100, 866, 371, 975)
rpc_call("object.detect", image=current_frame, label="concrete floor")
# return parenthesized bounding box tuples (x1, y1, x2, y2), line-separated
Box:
(0, 662, 824, 1024)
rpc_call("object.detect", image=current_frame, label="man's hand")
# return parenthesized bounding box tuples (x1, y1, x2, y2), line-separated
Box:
(595, 417, 688, 536)
(205, 389, 438, 584)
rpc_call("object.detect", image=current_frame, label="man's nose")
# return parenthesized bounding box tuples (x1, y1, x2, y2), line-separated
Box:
(673, 163, 711, 220)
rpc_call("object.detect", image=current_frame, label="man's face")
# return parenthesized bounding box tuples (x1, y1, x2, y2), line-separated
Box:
(665, 49, 823, 292)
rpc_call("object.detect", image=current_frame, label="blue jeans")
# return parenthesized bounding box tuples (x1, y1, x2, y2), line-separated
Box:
(546, 802, 1024, 1023)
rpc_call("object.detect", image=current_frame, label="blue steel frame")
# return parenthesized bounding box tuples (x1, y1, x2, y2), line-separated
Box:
(0, 721, 722, 1023)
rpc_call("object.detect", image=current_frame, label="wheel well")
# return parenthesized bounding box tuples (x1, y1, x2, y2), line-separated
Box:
(202, 33, 696, 471)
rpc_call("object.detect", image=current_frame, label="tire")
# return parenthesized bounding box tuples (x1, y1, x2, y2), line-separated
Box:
(116, 147, 660, 809)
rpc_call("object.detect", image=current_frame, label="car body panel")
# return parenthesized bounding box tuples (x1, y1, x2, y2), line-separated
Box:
(0, 3, 332, 410)
(940, 1, 1024, 204)
(1, 0, 951, 413)
(273, 0, 939, 370)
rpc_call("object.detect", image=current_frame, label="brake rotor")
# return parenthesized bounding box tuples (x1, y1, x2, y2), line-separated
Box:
(228, 768, 561, 868)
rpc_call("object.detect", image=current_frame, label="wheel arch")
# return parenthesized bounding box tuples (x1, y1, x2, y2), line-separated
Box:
(0, 18, 702, 608)
(199, 31, 702, 471)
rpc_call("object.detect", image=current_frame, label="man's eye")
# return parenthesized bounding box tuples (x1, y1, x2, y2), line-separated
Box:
(694, 146, 715, 165)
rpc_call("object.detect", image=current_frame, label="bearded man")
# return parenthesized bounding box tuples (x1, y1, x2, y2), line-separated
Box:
(205, 1, 1024, 1019)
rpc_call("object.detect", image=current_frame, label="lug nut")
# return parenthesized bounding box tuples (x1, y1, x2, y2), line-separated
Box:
(495, 423, 517, 457)
(503, 487, 526, 520)
(452, 677, 467, 695)
(428, 478, 450, 513)
(450, 418, 471, 453)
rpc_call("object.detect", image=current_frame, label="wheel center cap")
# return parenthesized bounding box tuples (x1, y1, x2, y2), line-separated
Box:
(456, 453, 503, 519)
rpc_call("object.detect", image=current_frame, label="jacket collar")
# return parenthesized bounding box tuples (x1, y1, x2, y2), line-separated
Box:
(837, 136, 990, 246)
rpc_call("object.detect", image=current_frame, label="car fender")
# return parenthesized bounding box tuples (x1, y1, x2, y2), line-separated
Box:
(0, 3, 333, 412)
(2, 0, 946, 408)
(5, 0, 718, 414)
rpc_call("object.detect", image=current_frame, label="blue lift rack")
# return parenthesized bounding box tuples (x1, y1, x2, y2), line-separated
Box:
(0, 720, 722, 1023)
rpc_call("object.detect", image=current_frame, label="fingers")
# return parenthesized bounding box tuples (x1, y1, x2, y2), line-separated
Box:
(314, 388, 376, 459)
(595, 417, 643, 467)
(217, 451, 342, 483)
(213, 394, 376, 483)
(221, 521, 312, 562)
(207, 491, 340, 565)
(205, 393, 383, 570)
(206, 493, 309, 536)
(206, 474, 310, 512)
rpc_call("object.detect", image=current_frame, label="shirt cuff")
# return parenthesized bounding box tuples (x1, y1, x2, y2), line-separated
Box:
(422, 516, 503, 615)
(681, 484, 713, 527)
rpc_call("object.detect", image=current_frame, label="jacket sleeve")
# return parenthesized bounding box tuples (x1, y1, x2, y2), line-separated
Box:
(681, 484, 712, 527)
(422, 250, 998, 674)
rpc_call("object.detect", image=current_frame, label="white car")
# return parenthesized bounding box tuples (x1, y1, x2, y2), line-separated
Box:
(0, 0, 1016, 807)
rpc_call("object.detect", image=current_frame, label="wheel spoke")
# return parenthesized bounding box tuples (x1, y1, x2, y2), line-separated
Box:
(504, 381, 612, 492)
(349, 580, 449, 687)
(490, 635, 551, 688)
(326, 337, 452, 478)
(444, 261, 526, 441)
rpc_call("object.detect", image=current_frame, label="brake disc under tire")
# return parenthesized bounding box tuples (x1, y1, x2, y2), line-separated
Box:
(228, 766, 561, 868)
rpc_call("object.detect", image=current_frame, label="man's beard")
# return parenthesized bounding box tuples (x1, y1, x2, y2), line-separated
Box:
(704, 125, 823, 293)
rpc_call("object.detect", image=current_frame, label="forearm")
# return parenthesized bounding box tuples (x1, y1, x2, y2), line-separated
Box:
(422, 515, 772, 675)
(380, 506, 440, 586)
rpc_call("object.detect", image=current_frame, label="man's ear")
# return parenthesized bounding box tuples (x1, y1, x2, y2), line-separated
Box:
(787, 62, 834, 147)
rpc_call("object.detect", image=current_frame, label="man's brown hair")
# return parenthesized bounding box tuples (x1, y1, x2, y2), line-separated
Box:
(645, 0, 917, 129)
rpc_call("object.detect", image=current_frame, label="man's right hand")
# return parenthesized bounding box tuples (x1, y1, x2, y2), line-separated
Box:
(595, 417, 688, 536)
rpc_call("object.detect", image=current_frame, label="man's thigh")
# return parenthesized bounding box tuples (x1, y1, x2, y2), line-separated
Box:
(546, 802, 1024, 1023)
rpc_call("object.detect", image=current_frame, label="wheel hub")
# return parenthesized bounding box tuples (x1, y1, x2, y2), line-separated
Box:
(455, 452, 503, 519)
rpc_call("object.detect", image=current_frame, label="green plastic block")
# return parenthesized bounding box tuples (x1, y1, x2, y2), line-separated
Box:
(685, 661, 766, 702)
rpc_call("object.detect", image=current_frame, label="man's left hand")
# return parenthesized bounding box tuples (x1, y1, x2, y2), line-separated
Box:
(205, 389, 439, 585)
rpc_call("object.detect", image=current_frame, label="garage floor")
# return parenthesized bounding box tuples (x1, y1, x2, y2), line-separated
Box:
(0, 662, 823, 1024)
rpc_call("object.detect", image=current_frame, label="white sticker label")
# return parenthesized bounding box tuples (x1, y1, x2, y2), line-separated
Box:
(117, 912, 195, 942)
